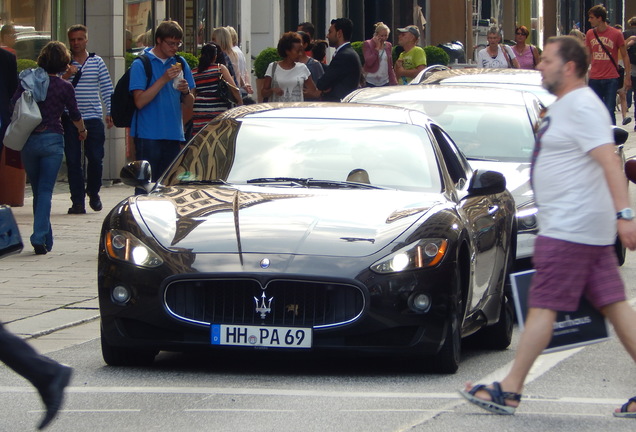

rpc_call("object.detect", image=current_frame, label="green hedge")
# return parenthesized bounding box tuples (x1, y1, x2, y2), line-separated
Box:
(17, 58, 38, 73)
(253, 47, 281, 79)
(424, 46, 450, 66)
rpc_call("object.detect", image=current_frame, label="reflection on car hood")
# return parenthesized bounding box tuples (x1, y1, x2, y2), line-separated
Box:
(134, 186, 442, 256)
(469, 160, 533, 206)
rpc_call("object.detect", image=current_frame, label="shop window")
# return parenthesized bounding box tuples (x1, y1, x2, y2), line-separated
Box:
(1, 0, 53, 61)
(126, 0, 155, 54)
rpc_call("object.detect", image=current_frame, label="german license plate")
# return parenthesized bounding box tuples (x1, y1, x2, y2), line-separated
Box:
(211, 324, 312, 348)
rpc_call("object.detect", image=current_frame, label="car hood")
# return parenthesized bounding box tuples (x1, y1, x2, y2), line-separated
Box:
(133, 186, 444, 256)
(469, 160, 533, 206)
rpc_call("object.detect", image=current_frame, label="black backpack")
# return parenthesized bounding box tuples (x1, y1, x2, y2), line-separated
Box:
(111, 55, 152, 128)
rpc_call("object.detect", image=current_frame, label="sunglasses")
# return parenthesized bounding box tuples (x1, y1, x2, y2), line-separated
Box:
(515, 32, 528, 36)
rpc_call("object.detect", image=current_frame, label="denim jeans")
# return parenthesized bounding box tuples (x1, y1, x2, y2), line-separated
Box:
(62, 116, 105, 205)
(588, 78, 619, 125)
(21, 132, 64, 249)
(134, 138, 181, 181)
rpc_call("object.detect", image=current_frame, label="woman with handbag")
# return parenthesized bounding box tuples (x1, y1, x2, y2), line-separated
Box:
(191, 43, 241, 137)
(262, 32, 320, 102)
(10, 41, 85, 255)
(477, 27, 520, 69)
(512, 26, 540, 70)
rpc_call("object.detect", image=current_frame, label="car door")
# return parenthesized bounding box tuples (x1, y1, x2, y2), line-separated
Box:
(431, 124, 502, 311)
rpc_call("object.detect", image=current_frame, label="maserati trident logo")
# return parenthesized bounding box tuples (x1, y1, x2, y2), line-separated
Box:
(254, 292, 273, 319)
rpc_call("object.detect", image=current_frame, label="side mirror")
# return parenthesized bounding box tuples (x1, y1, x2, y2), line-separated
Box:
(120, 160, 152, 188)
(614, 126, 628, 145)
(468, 169, 507, 195)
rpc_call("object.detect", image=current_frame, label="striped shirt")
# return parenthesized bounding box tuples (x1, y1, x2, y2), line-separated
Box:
(192, 64, 229, 135)
(68, 53, 113, 119)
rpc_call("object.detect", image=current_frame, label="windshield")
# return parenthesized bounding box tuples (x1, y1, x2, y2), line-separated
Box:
(162, 118, 443, 192)
(372, 101, 535, 163)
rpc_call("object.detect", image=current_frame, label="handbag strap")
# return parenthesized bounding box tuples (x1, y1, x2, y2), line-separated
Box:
(500, 44, 514, 68)
(593, 29, 620, 73)
(70, 52, 95, 87)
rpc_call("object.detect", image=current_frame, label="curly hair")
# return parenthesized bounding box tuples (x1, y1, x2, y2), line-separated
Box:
(277, 32, 302, 58)
(37, 41, 71, 74)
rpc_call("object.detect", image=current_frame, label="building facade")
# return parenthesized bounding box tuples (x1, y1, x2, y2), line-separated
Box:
(1, 0, 634, 179)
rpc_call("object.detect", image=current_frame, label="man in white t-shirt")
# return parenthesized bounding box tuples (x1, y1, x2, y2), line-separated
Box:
(461, 36, 636, 419)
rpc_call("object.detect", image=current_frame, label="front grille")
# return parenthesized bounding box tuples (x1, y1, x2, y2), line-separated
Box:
(164, 278, 365, 328)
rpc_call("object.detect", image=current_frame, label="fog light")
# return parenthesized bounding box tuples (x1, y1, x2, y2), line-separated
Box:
(409, 293, 431, 313)
(112, 285, 131, 304)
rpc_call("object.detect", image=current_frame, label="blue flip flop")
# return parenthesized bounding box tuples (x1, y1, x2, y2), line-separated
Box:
(459, 381, 521, 415)
(613, 396, 636, 418)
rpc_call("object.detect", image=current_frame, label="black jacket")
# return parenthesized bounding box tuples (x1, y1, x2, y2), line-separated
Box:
(316, 43, 362, 102)
(0, 48, 18, 138)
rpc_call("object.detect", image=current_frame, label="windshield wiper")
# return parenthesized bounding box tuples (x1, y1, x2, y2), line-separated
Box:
(305, 179, 385, 189)
(247, 177, 384, 189)
(467, 157, 499, 162)
(247, 177, 310, 186)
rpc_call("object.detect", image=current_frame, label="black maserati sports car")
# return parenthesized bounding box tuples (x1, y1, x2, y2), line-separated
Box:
(98, 103, 516, 373)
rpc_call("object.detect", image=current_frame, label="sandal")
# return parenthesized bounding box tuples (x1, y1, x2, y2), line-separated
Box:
(614, 396, 636, 418)
(459, 381, 521, 415)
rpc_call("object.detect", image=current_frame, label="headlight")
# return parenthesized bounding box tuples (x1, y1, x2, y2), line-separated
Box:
(516, 202, 538, 233)
(104, 229, 163, 268)
(370, 239, 448, 274)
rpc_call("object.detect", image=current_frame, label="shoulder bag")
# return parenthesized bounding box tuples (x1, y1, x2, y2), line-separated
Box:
(0, 205, 23, 259)
(3, 89, 42, 151)
(217, 64, 239, 107)
(500, 44, 516, 69)
(593, 29, 622, 75)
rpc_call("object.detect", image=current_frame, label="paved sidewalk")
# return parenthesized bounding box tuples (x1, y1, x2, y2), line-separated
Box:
(1, 181, 134, 343)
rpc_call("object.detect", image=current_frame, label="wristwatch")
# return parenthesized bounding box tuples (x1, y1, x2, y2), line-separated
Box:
(617, 208, 635, 220)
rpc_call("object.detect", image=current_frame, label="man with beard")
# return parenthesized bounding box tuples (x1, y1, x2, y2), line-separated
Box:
(460, 35, 636, 419)
(316, 18, 362, 101)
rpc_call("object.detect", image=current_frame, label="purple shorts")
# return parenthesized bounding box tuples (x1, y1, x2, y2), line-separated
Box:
(529, 236, 626, 311)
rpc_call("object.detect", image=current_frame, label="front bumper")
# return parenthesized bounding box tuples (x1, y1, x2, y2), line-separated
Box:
(98, 253, 458, 356)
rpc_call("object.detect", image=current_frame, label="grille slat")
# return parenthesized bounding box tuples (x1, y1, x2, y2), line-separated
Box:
(165, 278, 364, 328)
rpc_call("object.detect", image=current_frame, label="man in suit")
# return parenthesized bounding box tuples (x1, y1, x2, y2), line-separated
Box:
(316, 18, 362, 101)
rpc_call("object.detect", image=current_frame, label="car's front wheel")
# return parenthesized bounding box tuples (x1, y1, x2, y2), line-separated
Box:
(474, 293, 514, 350)
(101, 327, 158, 366)
(428, 267, 463, 374)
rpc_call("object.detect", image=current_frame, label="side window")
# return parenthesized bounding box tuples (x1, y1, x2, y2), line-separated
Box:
(431, 125, 469, 185)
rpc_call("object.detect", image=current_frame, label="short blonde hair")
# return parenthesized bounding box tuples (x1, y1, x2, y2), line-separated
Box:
(374, 22, 390, 36)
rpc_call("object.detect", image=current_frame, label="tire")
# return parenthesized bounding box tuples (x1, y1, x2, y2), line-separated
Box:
(476, 293, 514, 350)
(429, 268, 463, 374)
(615, 237, 626, 266)
(101, 328, 158, 366)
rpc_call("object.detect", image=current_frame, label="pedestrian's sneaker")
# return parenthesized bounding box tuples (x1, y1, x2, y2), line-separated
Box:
(89, 194, 102, 212)
(67, 204, 86, 214)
